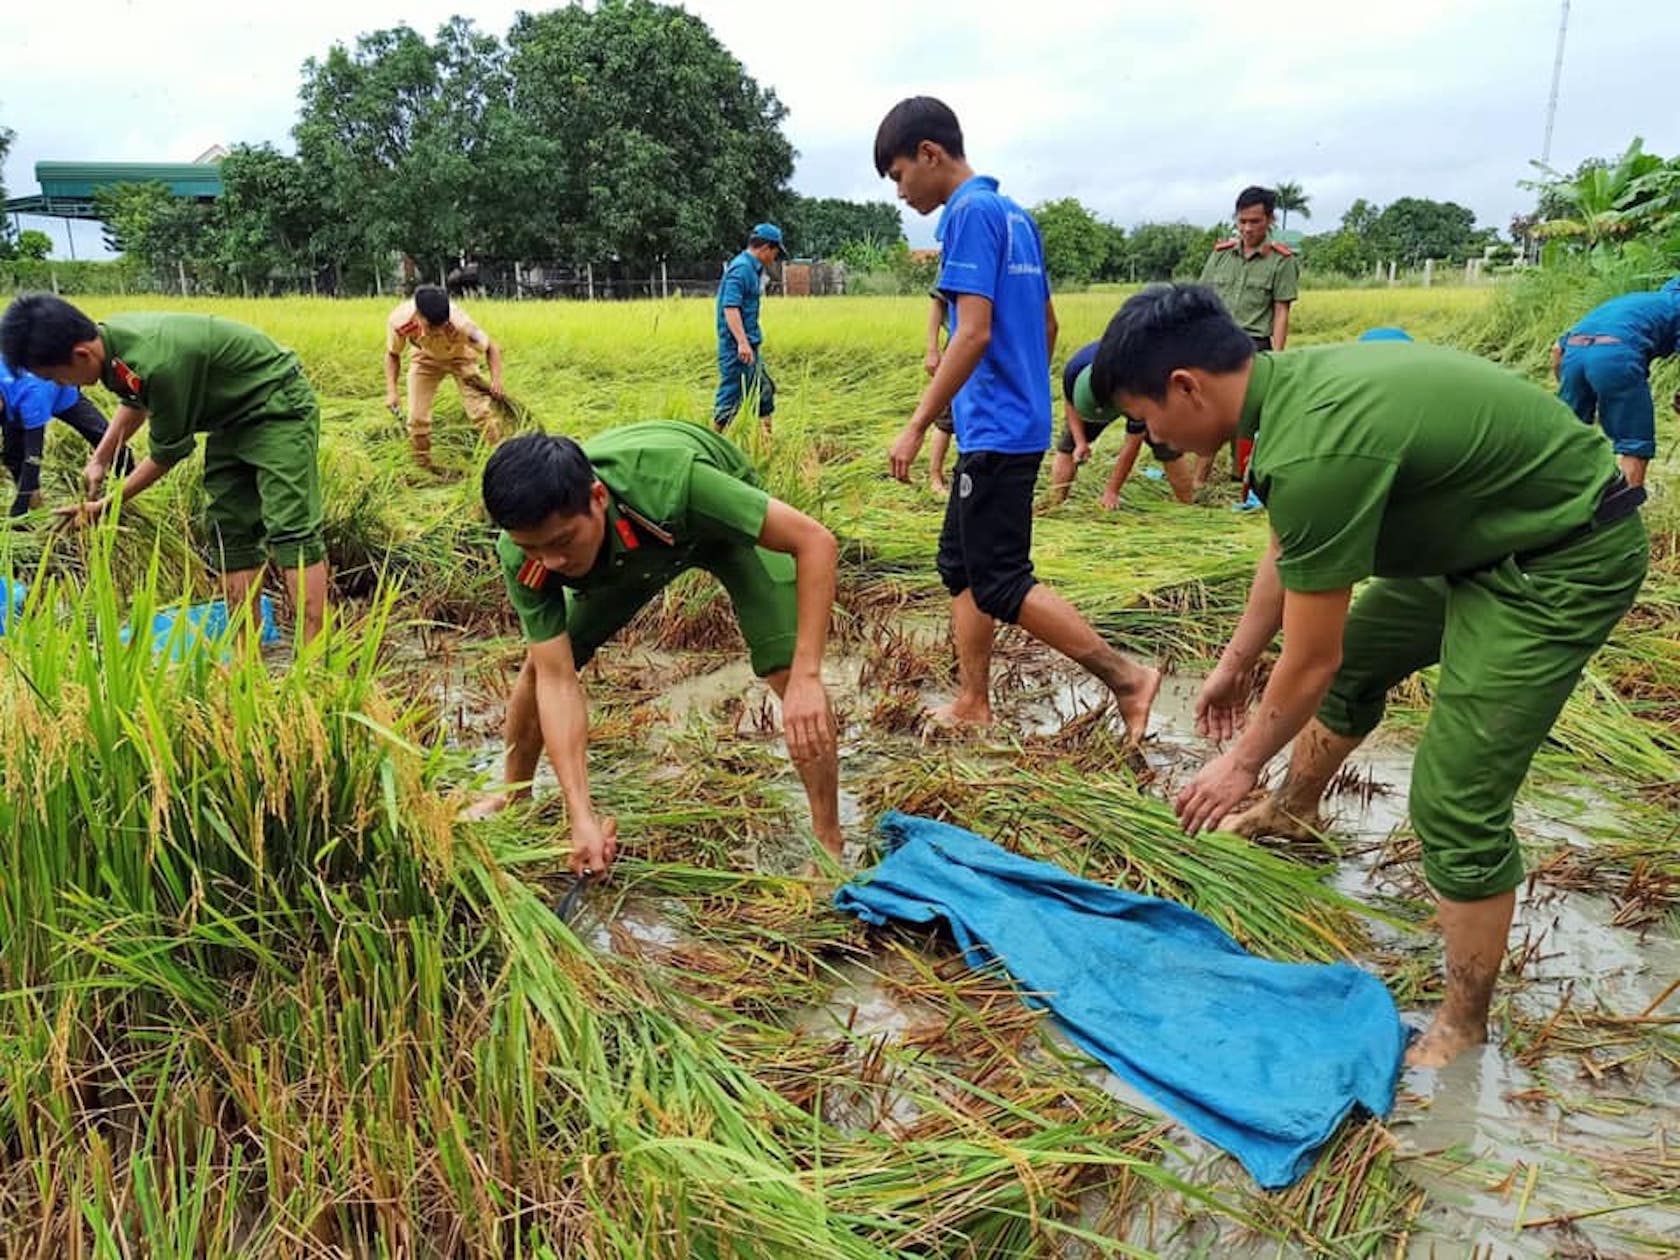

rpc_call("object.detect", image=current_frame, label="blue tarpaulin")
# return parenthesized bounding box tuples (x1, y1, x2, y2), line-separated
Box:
(122, 596, 281, 660)
(0, 578, 25, 635)
(833, 812, 1406, 1189)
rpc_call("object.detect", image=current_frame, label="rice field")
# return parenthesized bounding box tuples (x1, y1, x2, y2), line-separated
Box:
(1, 285, 1676, 1257)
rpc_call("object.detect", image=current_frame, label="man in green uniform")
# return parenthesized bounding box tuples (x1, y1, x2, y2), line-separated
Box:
(1092, 284, 1647, 1068)
(0, 295, 329, 640)
(470, 422, 843, 877)
(1196, 186, 1298, 492)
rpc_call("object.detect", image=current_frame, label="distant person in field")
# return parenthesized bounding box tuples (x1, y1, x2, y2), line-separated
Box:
(714, 223, 788, 433)
(1195, 185, 1299, 493)
(924, 288, 956, 494)
(1551, 275, 1680, 490)
(0, 355, 130, 517)
(1046, 340, 1193, 508)
(1, 294, 330, 640)
(385, 283, 506, 470)
(470, 425, 843, 875)
(875, 95, 1159, 739)
(1094, 283, 1646, 1067)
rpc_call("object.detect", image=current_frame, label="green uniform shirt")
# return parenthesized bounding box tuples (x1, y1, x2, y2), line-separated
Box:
(1240, 343, 1616, 593)
(498, 420, 773, 644)
(99, 314, 306, 465)
(1198, 241, 1299, 339)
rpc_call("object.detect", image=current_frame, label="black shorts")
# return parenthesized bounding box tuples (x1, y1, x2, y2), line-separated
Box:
(935, 450, 1041, 622)
(932, 408, 955, 435)
(1056, 416, 1183, 463)
(1054, 416, 1115, 454)
(1250, 334, 1273, 351)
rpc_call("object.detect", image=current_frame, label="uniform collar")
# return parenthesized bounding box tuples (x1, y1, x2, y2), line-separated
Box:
(936, 175, 998, 242)
(735, 249, 764, 276)
(1237, 352, 1273, 441)
(1239, 238, 1271, 260)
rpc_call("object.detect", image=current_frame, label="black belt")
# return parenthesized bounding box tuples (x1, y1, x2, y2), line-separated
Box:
(1515, 475, 1646, 565)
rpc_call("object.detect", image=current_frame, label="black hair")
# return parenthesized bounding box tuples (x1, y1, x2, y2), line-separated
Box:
(1091, 284, 1255, 403)
(873, 96, 964, 176)
(1, 293, 100, 371)
(414, 284, 450, 325)
(482, 432, 597, 529)
(1234, 185, 1277, 216)
(747, 234, 776, 252)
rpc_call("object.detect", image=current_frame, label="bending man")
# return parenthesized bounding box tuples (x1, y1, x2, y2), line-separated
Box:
(473, 423, 842, 875)
(1094, 284, 1646, 1067)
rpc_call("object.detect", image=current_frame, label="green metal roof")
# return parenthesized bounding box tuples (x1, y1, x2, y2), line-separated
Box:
(5, 160, 223, 221)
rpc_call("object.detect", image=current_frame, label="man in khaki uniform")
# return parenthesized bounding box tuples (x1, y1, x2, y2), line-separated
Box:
(384, 284, 505, 467)
(1196, 186, 1299, 492)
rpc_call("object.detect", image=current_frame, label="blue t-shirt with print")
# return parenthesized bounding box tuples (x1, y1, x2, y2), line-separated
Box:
(715, 250, 765, 348)
(0, 359, 82, 431)
(935, 176, 1052, 454)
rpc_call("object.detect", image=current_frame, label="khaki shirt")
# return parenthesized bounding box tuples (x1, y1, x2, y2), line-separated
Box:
(386, 300, 490, 368)
(1199, 240, 1299, 340)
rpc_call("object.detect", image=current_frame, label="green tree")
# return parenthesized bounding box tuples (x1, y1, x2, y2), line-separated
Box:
(94, 182, 218, 289)
(1300, 229, 1372, 277)
(213, 144, 329, 292)
(1341, 198, 1379, 237)
(1123, 222, 1217, 281)
(505, 0, 793, 265)
(1367, 197, 1490, 264)
(15, 229, 51, 261)
(780, 196, 903, 259)
(1031, 197, 1109, 287)
(295, 18, 507, 282)
(1527, 138, 1669, 247)
(1274, 181, 1311, 233)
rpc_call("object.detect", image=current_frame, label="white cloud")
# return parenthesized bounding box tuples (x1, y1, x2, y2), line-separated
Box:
(5, 0, 1678, 257)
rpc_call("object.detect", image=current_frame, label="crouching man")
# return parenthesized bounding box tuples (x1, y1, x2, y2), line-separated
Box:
(1094, 284, 1646, 1067)
(470, 422, 844, 875)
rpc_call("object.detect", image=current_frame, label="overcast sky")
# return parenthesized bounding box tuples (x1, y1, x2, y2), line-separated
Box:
(6, 0, 1679, 258)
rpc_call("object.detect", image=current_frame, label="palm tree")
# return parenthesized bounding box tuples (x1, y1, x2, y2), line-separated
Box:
(1274, 181, 1311, 233)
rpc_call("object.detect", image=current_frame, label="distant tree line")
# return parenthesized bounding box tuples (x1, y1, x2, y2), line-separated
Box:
(26, 2, 908, 295)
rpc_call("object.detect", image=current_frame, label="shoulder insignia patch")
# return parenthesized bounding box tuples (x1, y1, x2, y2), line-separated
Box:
(111, 358, 144, 397)
(516, 558, 549, 590)
(396, 319, 423, 339)
(1214, 239, 1239, 251)
(1269, 241, 1295, 257)
(617, 502, 675, 547)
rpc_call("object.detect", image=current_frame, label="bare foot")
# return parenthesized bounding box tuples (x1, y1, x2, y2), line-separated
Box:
(1217, 794, 1325, 841)
(461, 792, 513, 822)
(929, 478, 949, 497)
(924, 699, 994, 729)
(1404, 1014, 1487, 1068)
(1112, 663, 1161, 745)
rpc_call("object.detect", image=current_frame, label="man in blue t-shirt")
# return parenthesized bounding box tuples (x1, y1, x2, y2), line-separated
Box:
(0, 357, 124, 517)
(713, 223, 787, 433)
(875, 97, 1158, 740)
(1552, 276, 1680, 489)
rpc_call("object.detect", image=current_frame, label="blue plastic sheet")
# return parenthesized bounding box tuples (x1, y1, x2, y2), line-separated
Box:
(834, 812, 1406, 1188)
(122, 596, 281, 661)
(0, 577, 25, 635)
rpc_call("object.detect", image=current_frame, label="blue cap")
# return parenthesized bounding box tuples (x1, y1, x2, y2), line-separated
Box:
(750, 222, 788, 256)
(1358, 327, 1413, 343)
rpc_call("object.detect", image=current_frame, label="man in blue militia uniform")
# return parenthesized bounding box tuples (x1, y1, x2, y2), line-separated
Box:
(0, 357, 126, 517)
(1552, 276, 1680, 489)
(714, 223, 788, 433)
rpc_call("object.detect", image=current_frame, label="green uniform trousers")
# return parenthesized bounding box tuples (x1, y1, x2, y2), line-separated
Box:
(567, 542, 798, 678)
(199, 375, 326, 573)
(1316, 512, 1648, 902)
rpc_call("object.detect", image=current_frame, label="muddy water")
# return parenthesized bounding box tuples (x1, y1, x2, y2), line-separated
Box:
(448, 636, 1679, 1255)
